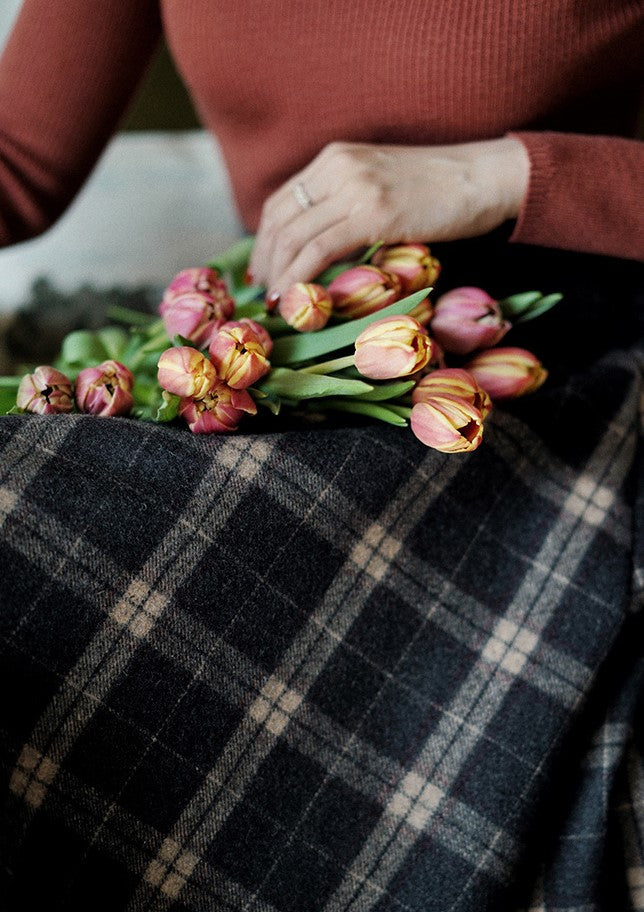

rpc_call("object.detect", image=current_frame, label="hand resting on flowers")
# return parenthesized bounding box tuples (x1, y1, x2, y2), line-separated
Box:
(249, 136, 530, 300)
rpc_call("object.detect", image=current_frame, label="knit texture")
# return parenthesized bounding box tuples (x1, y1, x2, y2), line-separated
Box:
(0, 0, 642, 257)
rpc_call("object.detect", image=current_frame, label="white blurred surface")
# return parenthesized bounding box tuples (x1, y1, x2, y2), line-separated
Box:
(0, 0, 22, 52)
(0, 131, 244, 312)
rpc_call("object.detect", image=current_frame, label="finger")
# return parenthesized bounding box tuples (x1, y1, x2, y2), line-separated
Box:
(268, 218, 368, 298)
(250, 167, 330, 284)
(263, 197, 348, 290)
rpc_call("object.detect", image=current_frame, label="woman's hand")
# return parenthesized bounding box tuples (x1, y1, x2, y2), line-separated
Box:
(249, 137, 529, 301)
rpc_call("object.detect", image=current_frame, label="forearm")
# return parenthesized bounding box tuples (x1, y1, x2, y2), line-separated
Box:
(508, 131, 644, 261)
(0, 0, 162, 246)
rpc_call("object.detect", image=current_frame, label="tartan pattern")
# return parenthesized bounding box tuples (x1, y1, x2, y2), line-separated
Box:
(0, 342, 642, 911)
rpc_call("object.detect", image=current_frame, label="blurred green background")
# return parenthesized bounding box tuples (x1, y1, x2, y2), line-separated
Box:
(121, 42, 200, 132)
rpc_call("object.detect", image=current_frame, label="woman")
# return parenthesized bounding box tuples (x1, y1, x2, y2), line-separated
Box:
(0, 3, 642, 911)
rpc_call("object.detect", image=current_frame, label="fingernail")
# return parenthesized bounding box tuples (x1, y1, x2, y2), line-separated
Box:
(266, 291, 281, 312)
(243, 268, 254, 286)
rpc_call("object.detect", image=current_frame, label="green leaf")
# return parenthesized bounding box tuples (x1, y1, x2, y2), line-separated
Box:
(314, 262, 354, 286)
(357, 241, 384, 264)
(381, 403, 413, 419)
(0, 386, 19, 415)
(498, 291, 543, 317)
(59, 330, 109, 369)
(234, 291, 266, 315)
(513, 293, 563, 324)
(314, 241, 385, 285)
(249, 387, 281, 415)
(106, 305, 159, 327)
(155, 391, 180, 423)
(270, 288, 431, 365)
(172, 334, 199, 349)
(312, 398, 409, 426)
(0, 376, 21, 388)
(96, 326, 129, 360)
(257, 367, 373, 401)
(208, 236, 255, 287)
(254, 314, 291, 336)
(132, 378, 163, 407)
(354, 379, 416, 401)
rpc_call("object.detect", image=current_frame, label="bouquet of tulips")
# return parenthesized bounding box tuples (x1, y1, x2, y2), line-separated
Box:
(0, 237, 561, 454)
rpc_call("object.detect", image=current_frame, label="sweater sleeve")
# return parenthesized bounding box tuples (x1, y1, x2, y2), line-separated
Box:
(508, 131, 644, 262)
(0, 0, 162, 247)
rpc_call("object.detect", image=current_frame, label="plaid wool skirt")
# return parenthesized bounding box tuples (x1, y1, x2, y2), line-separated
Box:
(1, 240, 643, 911)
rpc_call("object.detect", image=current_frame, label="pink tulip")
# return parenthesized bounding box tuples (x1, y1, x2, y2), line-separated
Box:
(278, 283, 333, 332)
(75, 360, 134, 417)
(328, 265, 401, 318)
(464, 347, 548, 399)
(408, 296, 434, 327)
(17, 366, 74, 414)
(208, 320, 271, 389)
(163, 267, 226, 300)
(238, 318, 273, 357)
(430, 287, 511, 355)
(413, 368, 491, 419)
(160, 268, 235, 348)
(178, 381, 257, 433)
(410, 395, 485, 453)
(354, 315, 434, 379)
(371, 243, 441, 293)
(157, 346, 218, 398)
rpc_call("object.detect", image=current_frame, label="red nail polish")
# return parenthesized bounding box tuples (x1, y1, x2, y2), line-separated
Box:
(243, 268, 254, 286)
(266, 291, 281, 312)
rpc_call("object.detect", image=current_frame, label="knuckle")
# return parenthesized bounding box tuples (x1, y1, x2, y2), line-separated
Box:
(306, 235, 329, 264)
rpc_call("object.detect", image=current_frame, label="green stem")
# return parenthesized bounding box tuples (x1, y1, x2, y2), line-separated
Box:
(208, 236, 255, 276)
(139, 330, 171, 353)
(311, 398, 409, 427)
(255, 314, 290, 335)
(384, 403, 413, 419)
(298, 355, 355, 375)
(106, 306, 160, 328)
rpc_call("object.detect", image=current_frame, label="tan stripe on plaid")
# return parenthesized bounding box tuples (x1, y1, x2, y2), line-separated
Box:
(125, 440, 464, 909)
(0, 416, 77, 528)
(8, 436, 275, 819)
(322, 374, 639, 912)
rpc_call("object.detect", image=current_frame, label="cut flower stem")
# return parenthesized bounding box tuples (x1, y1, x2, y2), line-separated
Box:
(299, 355, 355, 375)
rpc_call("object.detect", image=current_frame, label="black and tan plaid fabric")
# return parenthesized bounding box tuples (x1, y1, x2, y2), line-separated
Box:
(1, 240, 643, 911)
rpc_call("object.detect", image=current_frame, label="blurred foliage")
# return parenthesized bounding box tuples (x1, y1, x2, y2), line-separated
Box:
(3, 278, 160, 369)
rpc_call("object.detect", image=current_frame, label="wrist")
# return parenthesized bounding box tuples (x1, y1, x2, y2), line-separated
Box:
(494, 135, 530, 221)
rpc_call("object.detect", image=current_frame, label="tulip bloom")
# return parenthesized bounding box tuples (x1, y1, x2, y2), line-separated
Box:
(160, 268, 235, 348)
(328, 265, 401, 318)
(157, 346, 218, 398)
(238, 318, 273, 356)
(208, 320, 271, 389)
(410, 395, 485, 453)
(354, 315, 434, 379)
(178, 381, 257, 433)
(75, 360, 134, 417)
(430, 287, 511, 355)
(17, 365, 74, 414)
(413, 368, 491, 419)
(464, 347, 548, 399)
(163, 267, 226, 300)
(408, 296, 434, 327)
(279, 283, 333, 332)
(371, 243, 441, 293)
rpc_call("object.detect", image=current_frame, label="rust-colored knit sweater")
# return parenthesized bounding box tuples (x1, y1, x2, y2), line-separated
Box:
(0, 0, 642, 259)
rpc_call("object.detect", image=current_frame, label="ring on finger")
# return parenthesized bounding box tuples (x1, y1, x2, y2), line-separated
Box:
(292, 180, 314, 211)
